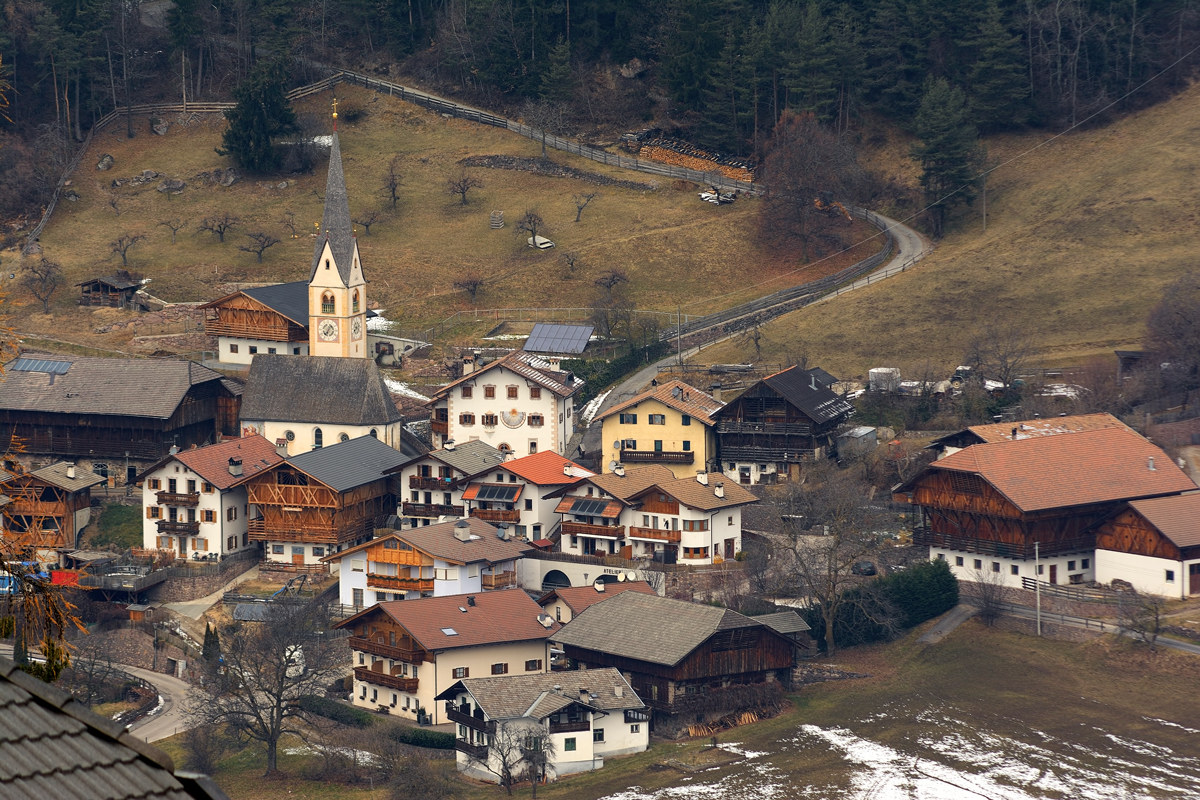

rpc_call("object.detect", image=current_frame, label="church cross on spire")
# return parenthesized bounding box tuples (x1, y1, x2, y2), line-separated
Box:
(332, 97, 339, 132)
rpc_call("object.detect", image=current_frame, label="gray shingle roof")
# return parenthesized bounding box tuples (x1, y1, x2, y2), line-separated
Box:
(755, 610, 811, 635)
(242, 281, 309, 325)
(553, 591, 768, 667)
(445, 668, 643, 721)
(240, 355, 404, 426)
(287, 434, 413, 492)
(758, 366, 855, 426)
(0, 656, 228, 799)
(310, 133, 356, 286)
(428, 440, 506, 477)
(27, 462, 106, 492)
(0, 356, 229, 419)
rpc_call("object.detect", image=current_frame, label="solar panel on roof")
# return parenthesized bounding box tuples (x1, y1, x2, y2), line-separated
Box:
(9, 357, 72, 375)
(476, 484, 520, 502)
(570, 498, 611, 517)
(524, 323, 594, 355)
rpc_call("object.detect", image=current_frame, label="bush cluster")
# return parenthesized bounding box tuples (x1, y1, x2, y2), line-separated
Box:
(297, 694, 375, 728)
(386, 725, 455, 750)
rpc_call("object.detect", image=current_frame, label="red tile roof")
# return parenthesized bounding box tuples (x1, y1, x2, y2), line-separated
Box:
(933, 427, 1197, 512)
(171, 435, 284, 490)
(965, 412, 1133, 443)
(1127, 493, 1200, 549)
(501, 450, 593, 486)
(537, 581, 656, 615)
(341, 589, 558, 650)
(586, 465, 677, 502)
(598, 380, 723, 426)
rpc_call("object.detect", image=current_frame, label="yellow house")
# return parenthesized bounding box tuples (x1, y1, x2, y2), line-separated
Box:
(597, 380, 722, 478)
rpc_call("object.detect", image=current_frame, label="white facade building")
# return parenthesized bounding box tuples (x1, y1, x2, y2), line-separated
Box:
(461, 450, 592, 542)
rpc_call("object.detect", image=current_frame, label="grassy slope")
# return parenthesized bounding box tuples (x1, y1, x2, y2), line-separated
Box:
(702, 81, 1200, 380)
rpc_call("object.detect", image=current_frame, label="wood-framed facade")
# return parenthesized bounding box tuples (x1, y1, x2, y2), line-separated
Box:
(1093, 494, 1200, 598)
(0, 464, 104, 557)
(76, 274, 141, 309)
(201, 292, 307, 344)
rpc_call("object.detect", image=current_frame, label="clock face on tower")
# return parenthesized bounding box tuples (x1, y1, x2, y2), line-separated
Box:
(351, 317, 363, 340)
(318, 319, 339, 342)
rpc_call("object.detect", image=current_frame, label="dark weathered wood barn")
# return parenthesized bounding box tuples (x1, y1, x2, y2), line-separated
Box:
(75, 273, 142, 309)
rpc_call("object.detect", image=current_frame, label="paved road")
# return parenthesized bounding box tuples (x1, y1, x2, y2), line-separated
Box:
(165, 565, 259, 620)
(917, 604, 978, 644)
(996, 602, 1200, 655)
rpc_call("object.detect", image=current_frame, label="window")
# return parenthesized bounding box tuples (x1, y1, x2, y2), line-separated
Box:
(272, 544, 285, 554)
(619, 413, 637, 424)
(94, 463, 108, 478)
(1068, 560, 1076, 571)
(149, 478, 161, 490)
(313, 428, 323, 449)
(293, 347, 301, 355)
(312, 546, 325, 557)
(524, 498, 534, 511)
(242, 532, 248, 547)
(227, 536, 235, 549)
(202, 482, 214, 493)
(191, 537, 208, 551)
(528, 414, 544, 427)
(202, 509, 215, 523)
(991, 562, 1000, 573)
(973, 559, 983, 570)
(227, 506, 238, 521)
(369, 428, 377, 438)
(648, 414, 665, 425)
(484, 385, 496, 399)
(653, 440, 663, 452)
(507, 385, 519, 399)
(529, 441, 538, 454)
(622, 439, 636, 450)
(1037, 564, 1044, 575)
(1166, 570, 1176, 582)
(285, 430, 295, 442)
(338, 433, 350, 443)
(146, 507, 161, 519)
(682, 519, 708, 532)
(954, 556, 963, 566)
(351, 560, 364, 573)
(530, 387, 541, 400)
(187, 479, 197, 493)
(1082, 558, 1090, 569)
(682, 441, 691, 451)
(481, 413, 499, 427)
(491, 662, 509, 675)
(459, 413, 475, 425)
(352, 290, 360, 313)
(683, 546, 709, 559)
(461, 385, 473, 398)
(453, 667, 469, 679)
(322, 292, 335, 314)
(267, 347, 277, 355)
(229, 344, 239, 354)
(563, 738, 576, 752)
(681, 414, 691, 426)
(593, 729, 605, 742)
(630, 724, 640, 734)
(524, 659, 542, 671)
(249, 346, 258, 355)
(1011, 564, 1019, 575)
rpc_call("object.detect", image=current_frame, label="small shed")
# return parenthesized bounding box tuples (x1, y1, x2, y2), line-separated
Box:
(838, 425, 878, 456)
(76, 273, 142, 309)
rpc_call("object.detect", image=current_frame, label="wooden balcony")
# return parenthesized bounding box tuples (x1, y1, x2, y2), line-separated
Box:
(471, 508, 520, 523)
(431, 419, 449, 435)
(548, 719, 590, 734)
(481, 571, 516, 589)
(716, 420, 813, 436)
(5, 500, 69, 517)
(348, 636, 426, 663)
(402, 502, 464, 518)
(562, 521, 624, 539)
(367, 573, 434, 592)
(913, 526, 1092, 560)
(446, 704, 495, 733)
(156, 519, 199, 535)
(627, 526, 681, 543)
(410, 475, 453, 490)
(354, 666, 418, 692)
(620, 450, 694, 464)
(454, 739, 489, 760)
(156, 491, 200, 507)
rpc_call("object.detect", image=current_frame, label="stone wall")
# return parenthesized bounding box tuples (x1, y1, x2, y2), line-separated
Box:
(146, 556, 257, 603)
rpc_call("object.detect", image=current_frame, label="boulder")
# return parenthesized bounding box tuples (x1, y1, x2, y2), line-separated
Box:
(151, 119, 169, 136)
(218, 169, 239, 187)
(97, 153, 115, 171)
(157, 179, 186, 194)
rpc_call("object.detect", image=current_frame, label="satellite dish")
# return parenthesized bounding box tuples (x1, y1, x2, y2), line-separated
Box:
(608, 460, 618, 471)
(613, 441, 621, 451)
(616, 572, 626, 582)
(626, 570, 637, 581)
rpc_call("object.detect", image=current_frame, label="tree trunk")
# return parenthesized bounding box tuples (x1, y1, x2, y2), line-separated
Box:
(265, 738, 278, 774)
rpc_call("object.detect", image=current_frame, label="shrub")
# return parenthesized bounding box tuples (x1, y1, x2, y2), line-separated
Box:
(386, 725, 455, 750)
(884, 558, 959, 627)
(298, 694, 375, 728)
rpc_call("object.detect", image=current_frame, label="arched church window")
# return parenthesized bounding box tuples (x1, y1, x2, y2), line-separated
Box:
(322, 293, 335, 314)
(352, 290, 360, 313)
(313, 428, 324, 449)
(369, 429, 378, 438)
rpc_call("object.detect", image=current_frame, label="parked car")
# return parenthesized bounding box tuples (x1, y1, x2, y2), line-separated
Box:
(851, 561, 877, 576)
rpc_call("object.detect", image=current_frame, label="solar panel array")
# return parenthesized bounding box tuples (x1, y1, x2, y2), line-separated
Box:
(9, 357, 72, 375)
(569, 498, 612, 517)
(523, 323, 594, 355)
(476, 484, 520, 502)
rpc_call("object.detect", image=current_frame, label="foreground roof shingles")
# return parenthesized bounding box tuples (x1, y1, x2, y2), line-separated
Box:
(0, 655, 228, 799)
(931, 427, 1197, 511)
(962, 412, 1134, 443)
(452, 668, 643, 721)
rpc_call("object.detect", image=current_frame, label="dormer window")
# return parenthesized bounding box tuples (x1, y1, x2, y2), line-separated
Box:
(352, 290, 360, 313)
(322, 293, 335, 314)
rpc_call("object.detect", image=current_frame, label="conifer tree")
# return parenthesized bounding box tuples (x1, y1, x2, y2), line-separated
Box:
(218, 59, 298, 173)
(967, 0, 1029, 132)
(202, 622, 221, 663)
(781, 2, 838, 123)
(912, 77, 982, 238)
(539, 36, 574, 103)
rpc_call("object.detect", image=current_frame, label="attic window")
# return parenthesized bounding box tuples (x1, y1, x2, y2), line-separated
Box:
(352, 290, 360, 313)
(325, 258, 331, 270)
(441, 627, 459, 636)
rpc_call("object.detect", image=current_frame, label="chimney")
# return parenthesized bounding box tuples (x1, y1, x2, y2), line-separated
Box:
(614, 464, 625, 477)
(1011, 428, 1018, 440)
(564, 463, 572, 476)
(275, 438, 289, 457)
(710, 384, 723, 403)
(696, 471, 708, 486)
(462, 354, 477, 375)
(66, 464, 76, 480)
(579, 688, 589, 703)
(467, 595, 476, 606)
(1147, 456, 1156, 471)
(594, 582, 605, 593)
(444, 439, 456, 451)
(614, 685, 623, 698)
(714, 482, 725, 498)
(454, 519, 472, 541)
(169, 445, 179, 455)
(228, 457, 243, 477)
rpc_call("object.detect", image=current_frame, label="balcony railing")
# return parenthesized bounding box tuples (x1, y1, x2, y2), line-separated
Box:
(156, 491, 200, 507)
(446, 704, 495, 733)
(367, 573, 434, 592)
(627, 526, 681, 543)
(620, 450, 695, 464)
(156, 519, 199, 535)
(481, 571, 516, 589)
(471, 508, 521, 523)
(410, 475, 454, 490)
(348, 636, 426, 663)
(913, 526, 1093, 560)
(431, 419, 449, 435)
(455, 739, 489, 760)
(548, 719, 590, 734)
(718, 445, 819, 462)
(716, 420, 813, 436)
(354, 666, 418, 692)
(562, 521, 625, 539)
(402, 502, 464, 518)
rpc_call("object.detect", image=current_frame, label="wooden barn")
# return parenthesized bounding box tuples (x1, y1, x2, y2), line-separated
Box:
(243, 435, 408, 570)
(894, 427, 1196, 588)
(1093, 493, 1200, 598)
(75, 273, 142, 309)
(200, 281, 311, 365)
(0, 462, 105, 559)
(551, 591, 797, 733)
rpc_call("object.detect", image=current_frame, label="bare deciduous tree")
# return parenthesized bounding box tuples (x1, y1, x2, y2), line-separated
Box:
(593, 268, 628, 299)
(454, 273, 485, 302)
(572, 192, 597, 222)
(560, 251, 580, 277)
(964, 321, 1037, 391)
(516, 209, 545, 244)
(521, 98, 567, 157)
(388, 753, 461, 800)
(110, 233, 146, 267)
(462, 720, 554, 796)
(447, 171, 483, 205)
(381, 156, 403, 209)
(354, 209, 382, 235)
(106, 188, 121, 216)
(965, 566, 1012, 626)
(279, 210, 299, 239)
(158, 218, 187, 244)
(1143, 272, 1200, 393)
(198, 213, 241, 243)
(239, 231, 281, 262)
(1117, 588, 1166, 651)
(21, 257, 64, 313)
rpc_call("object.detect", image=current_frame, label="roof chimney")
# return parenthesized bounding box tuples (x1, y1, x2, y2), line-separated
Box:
(564, 463, 572, 476)
(710, 384, 723, 403)
(275, 438, 289, 457)
(714, 482, 724, 498)
(1011, 427, 1018, 440)
(614, 464, 625, 477)
(66, 464, 76, 480)
(454, 519, 472, 541)
(444, 439, 456, 451)
(228, 457, 243, 477)
(614, 685, 623, 697)
(467, 595, 476, 606)
(462, 354, 476, 375)
(1147, 456, 1156, 471)
(696, 471, 708, 486)
(579, 688, 589, 703)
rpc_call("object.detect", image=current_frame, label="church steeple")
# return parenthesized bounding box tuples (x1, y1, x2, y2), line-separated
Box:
(308, 101, 368, 359)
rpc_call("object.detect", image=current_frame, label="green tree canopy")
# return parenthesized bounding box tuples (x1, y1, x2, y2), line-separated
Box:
(218, 60, 298, 173)
(912, 76, 983, 238)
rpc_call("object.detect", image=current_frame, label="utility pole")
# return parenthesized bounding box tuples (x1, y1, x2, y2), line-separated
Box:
(676, 304, 683, 367)
(1034, 541, 1042, 637)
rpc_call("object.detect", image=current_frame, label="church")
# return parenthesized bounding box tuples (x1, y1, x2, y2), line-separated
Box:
(200, 124, 370, 364)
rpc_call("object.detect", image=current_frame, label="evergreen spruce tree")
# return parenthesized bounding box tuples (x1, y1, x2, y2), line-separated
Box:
(912, 77, 982, 238)
(781, 2, 838, 123)
(202, 622, 221, 663)
(218, 59, 298, 173)
(967, 0, 1030, 132)
(539, 36, 574, 103)
(862, 0, 926, 122)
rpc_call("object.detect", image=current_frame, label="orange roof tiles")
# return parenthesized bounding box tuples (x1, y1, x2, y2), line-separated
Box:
(934, 427, 1196, 512)
(640, 473, 759, 511)
(501, 450, 593, 486)
(966, 412, 1133, 443)
(324, 517, 529, 565)
(1127, 493, 1200, 549)
(343, 589, 559, 650)
(171, 435, 284, 490)
(598, 380, 723, 426)
(587, 465, 677, 502)
(537, 581, 656, 614)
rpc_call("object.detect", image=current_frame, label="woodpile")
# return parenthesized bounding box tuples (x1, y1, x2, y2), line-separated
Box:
(636, 138, 755, 183)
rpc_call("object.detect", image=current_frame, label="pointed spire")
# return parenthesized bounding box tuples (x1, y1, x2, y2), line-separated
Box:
(310, 131, 355, 285)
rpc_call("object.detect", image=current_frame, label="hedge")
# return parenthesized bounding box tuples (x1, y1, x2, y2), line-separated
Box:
(387, 725, 455, 749)
(297, 695, 375, 728)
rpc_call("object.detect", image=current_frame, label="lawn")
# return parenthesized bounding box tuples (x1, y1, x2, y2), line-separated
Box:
(87, 502, 143, 550)
(193, 622, 1200, 799)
